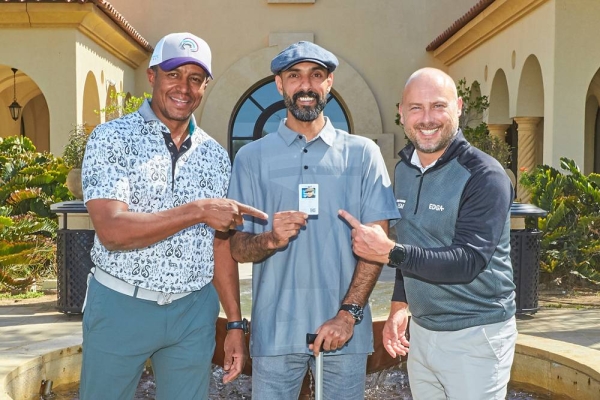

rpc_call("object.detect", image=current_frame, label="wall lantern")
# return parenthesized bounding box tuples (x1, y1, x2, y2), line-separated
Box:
(8, 67, 22, 122)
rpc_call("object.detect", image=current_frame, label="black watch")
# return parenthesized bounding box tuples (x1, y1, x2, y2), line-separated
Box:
(339, 303, 363, 323)
(388, 243, 406, 267)
(226, 318, 249, 334)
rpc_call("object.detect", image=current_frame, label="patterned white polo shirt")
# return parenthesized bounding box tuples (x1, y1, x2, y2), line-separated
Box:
(82, 100, 230, 293)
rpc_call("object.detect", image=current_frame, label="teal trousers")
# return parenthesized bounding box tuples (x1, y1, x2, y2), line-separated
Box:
(80, 276, 219, 400)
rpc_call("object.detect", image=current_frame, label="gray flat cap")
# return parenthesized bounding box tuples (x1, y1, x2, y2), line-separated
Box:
(270, 41, 339, 75)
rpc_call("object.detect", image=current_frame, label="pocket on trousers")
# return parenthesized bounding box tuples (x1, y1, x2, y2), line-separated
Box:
(82, 278, 106, 334)
(481, 319, 517, 361)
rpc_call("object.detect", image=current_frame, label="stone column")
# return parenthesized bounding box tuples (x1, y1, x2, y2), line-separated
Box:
(514, 117, 542, 203)
(487, 123, 511, 142)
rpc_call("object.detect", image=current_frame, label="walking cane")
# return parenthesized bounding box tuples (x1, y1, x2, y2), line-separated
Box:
(306, 333, 323, 400)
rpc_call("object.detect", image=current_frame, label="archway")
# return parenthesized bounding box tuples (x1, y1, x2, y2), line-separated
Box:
(515, 55, 545, 202)
(104, 83, 118, 122)
(585, 68, 600, 174)
(488, 69, 515, 176)
(488, 69, 510, 125)
(202, 46, 382, 151)
(229, 77, 350, 159)
(0, 65, 49, 151)
(82, 71, 101, 129)
(516, 55, 545, 118)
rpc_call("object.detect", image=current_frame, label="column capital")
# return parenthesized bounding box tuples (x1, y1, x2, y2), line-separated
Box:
(514, 117, 542, 132)
(487, 123, 512, 130)
(487, 123, 512, 140)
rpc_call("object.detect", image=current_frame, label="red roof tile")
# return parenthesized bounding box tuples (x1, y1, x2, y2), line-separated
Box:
(426, 0, 495, 51)
(2, 0, 153, 52)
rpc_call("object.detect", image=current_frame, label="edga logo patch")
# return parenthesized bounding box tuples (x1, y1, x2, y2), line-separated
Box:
(429, 203, 444, 211)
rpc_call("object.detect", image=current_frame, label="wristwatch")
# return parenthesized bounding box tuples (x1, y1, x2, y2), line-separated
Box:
(388, 243, 406, 267)
(339, 303, 363, 323)
(226, 318, 249, 334)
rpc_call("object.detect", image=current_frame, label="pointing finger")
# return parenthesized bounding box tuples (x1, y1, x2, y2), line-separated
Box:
(338, 209, 362, 229)
(238, 203, 268, 220)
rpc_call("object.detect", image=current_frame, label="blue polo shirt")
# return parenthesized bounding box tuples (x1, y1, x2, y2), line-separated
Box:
(228, 118, 399, 357)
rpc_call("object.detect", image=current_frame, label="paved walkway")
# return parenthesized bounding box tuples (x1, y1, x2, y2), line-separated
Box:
(1, 263, 599, 398)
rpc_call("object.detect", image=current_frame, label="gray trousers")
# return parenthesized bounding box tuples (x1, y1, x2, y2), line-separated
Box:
(407, 317, 517, 400)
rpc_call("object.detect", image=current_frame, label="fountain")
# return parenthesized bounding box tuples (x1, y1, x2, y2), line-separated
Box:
(2, 314, 599, 399)
(3, 270, 599, 399)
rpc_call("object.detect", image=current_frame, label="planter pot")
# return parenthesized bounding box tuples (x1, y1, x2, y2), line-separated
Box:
(66, 168, 83, 200)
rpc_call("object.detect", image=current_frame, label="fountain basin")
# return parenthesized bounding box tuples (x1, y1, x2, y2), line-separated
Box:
(2, 317, 599, 399)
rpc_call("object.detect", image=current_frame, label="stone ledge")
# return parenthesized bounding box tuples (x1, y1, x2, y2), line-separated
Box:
(512, 335, 600, 399)
(3, 331, 599, 399)
(1, 334, 82, 400)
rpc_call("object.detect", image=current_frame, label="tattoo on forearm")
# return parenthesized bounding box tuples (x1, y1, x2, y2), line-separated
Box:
(230, 231, 276, 263)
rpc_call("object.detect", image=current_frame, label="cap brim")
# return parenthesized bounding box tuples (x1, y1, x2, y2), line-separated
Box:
(280, 59, 329, 73)
(158, 57, 213, 78)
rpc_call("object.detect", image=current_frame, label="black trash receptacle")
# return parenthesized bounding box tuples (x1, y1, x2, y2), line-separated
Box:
(509, 203, 548, 315)
(51, 201, 95, 314)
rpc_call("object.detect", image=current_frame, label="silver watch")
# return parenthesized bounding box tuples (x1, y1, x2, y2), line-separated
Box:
(339, 303, 363, 322)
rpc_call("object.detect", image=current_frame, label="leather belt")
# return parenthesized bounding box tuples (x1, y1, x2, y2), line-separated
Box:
(92, 267, 191, 305)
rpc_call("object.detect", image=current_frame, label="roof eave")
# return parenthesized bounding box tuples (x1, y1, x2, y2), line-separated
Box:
(428, 0, 549, 66)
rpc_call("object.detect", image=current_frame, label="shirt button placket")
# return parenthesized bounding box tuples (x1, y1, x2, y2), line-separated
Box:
(300, 137, 309, 174)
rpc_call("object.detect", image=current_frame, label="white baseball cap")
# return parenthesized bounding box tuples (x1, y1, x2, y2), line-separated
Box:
(149, 32, 212, 78)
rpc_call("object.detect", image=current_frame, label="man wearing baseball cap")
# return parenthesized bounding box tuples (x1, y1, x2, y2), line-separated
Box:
(228, 41, 399, 398)
(80, 32, 266, 399)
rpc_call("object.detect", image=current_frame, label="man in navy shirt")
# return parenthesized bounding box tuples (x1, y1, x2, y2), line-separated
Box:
(340, 67, 517, 400)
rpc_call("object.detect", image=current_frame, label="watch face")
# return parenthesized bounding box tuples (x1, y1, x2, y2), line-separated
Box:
(389, 245, 406, 266)
(341, 304, 363, 322)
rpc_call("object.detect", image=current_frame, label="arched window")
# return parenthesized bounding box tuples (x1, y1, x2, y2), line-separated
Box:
(229, 78, 350, 159)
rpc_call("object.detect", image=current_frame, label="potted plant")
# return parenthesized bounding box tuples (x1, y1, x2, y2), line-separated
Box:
(62, 123, 90, 199)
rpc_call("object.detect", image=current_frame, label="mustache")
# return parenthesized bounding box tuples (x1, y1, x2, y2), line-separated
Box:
(292, 91, 320, 102)
(414, 123, 439, 130)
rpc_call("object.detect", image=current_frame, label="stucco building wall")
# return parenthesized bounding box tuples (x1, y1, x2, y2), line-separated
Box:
(2, 0, 599, 176)
(0, 28, 77, 153)
(108, 0, 478, 157)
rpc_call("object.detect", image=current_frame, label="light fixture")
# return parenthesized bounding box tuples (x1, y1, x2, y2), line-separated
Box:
(8, 68, 22, 122)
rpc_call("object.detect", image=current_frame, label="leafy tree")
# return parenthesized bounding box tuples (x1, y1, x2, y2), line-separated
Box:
(98, 91, 151, 121)
(61, 92, 151, 172)
(457, 79, 511, 168)
(62, 124, 91, 170)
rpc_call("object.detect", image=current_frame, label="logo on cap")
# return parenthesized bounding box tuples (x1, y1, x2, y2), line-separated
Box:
(179, 38, 199, 52)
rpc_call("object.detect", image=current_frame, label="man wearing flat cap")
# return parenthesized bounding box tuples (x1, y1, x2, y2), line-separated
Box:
(229, 41, 399, 398)
(80, 32, 266, 399)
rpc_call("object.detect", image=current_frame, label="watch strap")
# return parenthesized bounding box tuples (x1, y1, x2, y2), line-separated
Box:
(339, 303, 363, 322)
(226, 318, 249, 334)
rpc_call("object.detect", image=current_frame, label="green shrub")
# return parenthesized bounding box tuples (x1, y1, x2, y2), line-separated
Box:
(520, 157, 600, 284)
(0, 136, 71, 292)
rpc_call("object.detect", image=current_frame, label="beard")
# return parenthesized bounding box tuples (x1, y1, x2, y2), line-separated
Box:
(405, 121, 458, 154)
(283, 90, 327, 122)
